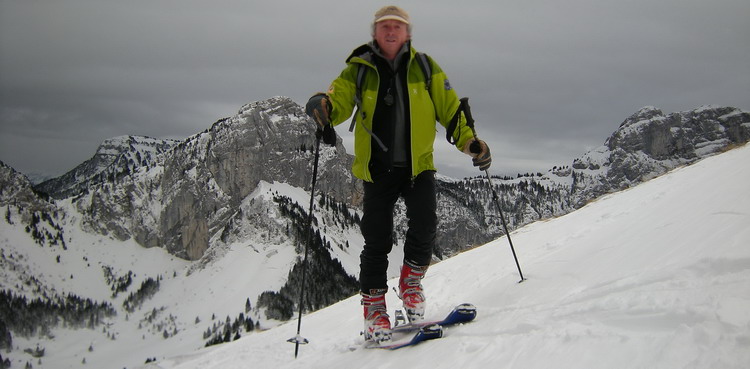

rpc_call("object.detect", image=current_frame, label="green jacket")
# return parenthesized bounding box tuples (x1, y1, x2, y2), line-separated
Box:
(326, 43, 475, 182)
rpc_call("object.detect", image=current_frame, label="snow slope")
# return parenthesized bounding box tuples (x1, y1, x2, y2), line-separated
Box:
(142, 145, 750, 368)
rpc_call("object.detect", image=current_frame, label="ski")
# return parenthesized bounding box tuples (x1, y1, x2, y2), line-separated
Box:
(364, 303, 476, 350)
(366, 324, 443, 350)
(392, 303, 476, 333)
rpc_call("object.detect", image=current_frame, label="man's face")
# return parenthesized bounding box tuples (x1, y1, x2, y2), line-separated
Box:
(373, 19, 410, 59)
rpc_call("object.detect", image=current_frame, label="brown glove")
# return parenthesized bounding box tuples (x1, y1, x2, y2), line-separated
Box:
(305, 93, 336, 146)
(463, 138, 492, 171)
(305, 92, 331, 128)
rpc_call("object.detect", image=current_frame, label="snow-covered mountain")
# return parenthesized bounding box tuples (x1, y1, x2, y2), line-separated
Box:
(0, 97, 366, 369)
(21, 100, 750, 261)
(0, 97, 748, 369)
(34, 135, 181, 200)
(52, 97, 359, 261)
(432, 104, 750, 254)
(563, 105, 750, 205)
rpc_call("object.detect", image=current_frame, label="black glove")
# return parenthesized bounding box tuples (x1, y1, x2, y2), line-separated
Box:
(305, 93, 331, 128)
(317, 124, 337, 146)
(464, 139, 492, 171)
(306, 93, 336, 146)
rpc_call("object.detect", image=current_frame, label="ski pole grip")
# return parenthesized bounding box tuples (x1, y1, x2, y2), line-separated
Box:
(459, 97, 477, 137)
(469, 140, 482, 154)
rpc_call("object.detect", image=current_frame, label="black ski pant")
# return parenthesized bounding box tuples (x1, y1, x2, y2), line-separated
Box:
(359, 168, 437, 294)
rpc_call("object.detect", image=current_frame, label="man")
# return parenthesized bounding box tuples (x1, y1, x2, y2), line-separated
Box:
(305, 5, 491, 343)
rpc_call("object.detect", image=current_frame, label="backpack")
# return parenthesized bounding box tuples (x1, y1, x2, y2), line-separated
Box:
(349, 52, 462, 146)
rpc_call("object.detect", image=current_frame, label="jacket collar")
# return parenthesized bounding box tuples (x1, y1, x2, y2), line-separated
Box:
(347, 40, 414, 67)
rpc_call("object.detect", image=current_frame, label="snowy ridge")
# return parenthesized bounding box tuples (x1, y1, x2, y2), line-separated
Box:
(145, 144, 750, 369)
(34, 135, 180, 199)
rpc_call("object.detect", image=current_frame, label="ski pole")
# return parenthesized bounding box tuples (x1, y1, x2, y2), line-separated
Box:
(460, 97, 526, 283)
(287, 126, 324, 357)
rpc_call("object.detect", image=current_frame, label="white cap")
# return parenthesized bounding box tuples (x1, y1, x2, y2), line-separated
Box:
(373, 5, 410, 25)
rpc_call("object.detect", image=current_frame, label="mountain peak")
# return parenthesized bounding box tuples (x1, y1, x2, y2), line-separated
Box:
(0, 159, 54, 220)
(95, 135, 178, 156)
(34, 134, 180, 199)
(616, 106, 665, 131)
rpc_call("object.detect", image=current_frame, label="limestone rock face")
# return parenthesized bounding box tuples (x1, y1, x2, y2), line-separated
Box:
(65, 97, 358, 260)
(571, 106, 750, 205)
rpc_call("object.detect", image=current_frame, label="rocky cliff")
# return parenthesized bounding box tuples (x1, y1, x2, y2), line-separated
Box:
(68, 97, 358, 260)
(1, 161, 56, 224)
(430, 105, 750, 256)
(567, 105, 750, 205)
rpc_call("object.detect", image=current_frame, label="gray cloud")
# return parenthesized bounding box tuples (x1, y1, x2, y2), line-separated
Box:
(2, 0, 748, 178)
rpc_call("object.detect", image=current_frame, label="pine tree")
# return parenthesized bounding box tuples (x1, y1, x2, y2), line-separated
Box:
(4, 206, 11, 224)
(244, 316, 255, 332)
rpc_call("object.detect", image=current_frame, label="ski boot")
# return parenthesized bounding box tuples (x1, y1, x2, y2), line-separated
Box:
(398, 261, 428, 322)
(362, 289, 392, 343)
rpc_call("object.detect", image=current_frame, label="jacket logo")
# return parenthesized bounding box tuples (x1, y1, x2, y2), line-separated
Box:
(444, 79, 453, 91)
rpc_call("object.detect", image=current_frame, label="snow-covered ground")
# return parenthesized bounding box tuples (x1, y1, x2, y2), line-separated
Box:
(139, 144, 750, 368)
(3, 144, 748, 369)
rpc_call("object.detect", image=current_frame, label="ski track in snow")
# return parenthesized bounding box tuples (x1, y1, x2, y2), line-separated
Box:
(139, 145, 750, 369)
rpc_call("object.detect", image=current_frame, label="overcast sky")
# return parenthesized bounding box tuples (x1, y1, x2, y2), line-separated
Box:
(1, 0, 748, 180)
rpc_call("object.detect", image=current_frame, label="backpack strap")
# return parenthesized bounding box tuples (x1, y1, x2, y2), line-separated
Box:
(349, 64, 368, 133)
(416, 53, 460, 145)
(414, 52, 432, 94)
(350, 63, 389, 152)
(445, 98, 469, 145)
